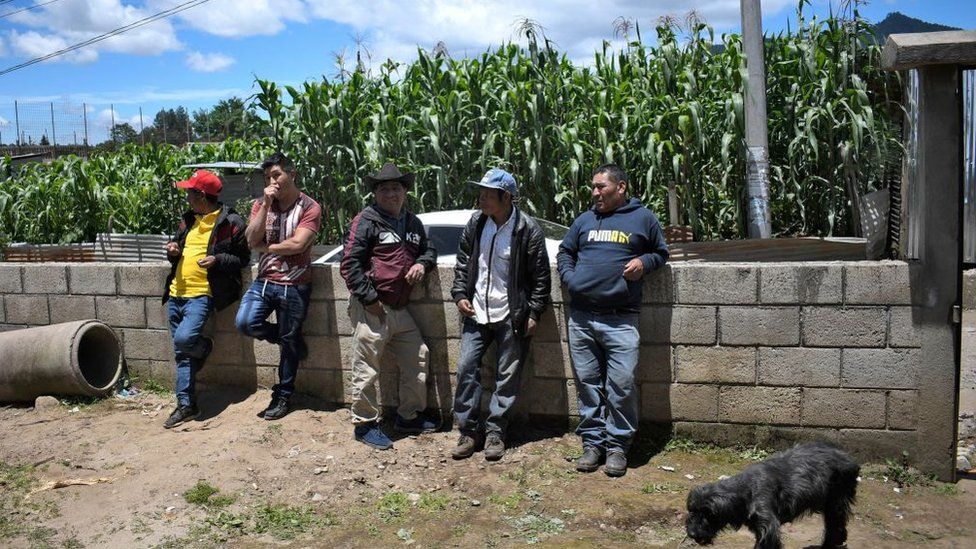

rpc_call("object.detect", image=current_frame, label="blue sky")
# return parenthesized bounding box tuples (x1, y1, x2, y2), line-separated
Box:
(0, 0, 973, 145)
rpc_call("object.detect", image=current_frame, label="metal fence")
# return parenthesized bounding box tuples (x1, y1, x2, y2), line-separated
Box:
(901, 69, 976, 264)
(4, 100, 92, 147)
(965, 70, 976, 264)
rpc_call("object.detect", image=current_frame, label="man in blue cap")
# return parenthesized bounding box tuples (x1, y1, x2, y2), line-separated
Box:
(450, 168, 552, 460)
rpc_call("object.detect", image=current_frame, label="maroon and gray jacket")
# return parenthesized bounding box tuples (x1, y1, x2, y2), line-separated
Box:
(340, 205, 437, 308)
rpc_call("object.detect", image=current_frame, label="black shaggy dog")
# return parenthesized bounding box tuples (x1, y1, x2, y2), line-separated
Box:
(685, 442, 859, 549)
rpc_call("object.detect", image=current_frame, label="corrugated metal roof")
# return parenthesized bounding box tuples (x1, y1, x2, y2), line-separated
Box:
(181, 162, 262, 171)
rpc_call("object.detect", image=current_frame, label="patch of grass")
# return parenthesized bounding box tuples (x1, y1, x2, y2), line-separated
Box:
(504, 512, 566, 544)
(663, 436, 721, 455)
(934, 483, 960, 496)
(640, 483, 681, 495)
(135, 377, 172, 396)
(58, 395, 104, 409)
(183, 481, 220, 505)
(376, 491, 409, 523)
(252, 504, 323, 540)
(880, 452, 936, 489)
(418, 493, 451, 512)
(562, 446, 584, 461)
(26, 525, 56, 544)
(503, 466, 528, 486)
(488, 491, 523, 511)
(259, 423, 283, 443)
(0, 461, 39, 539)
(61, 536, 85, 548)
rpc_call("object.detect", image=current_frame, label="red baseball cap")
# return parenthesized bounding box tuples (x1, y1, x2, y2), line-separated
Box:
(175, 169, 222, 195)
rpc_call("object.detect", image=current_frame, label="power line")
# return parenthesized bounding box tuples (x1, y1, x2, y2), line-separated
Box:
(0, 0, 212, 77)
(0, 0, 63, 20)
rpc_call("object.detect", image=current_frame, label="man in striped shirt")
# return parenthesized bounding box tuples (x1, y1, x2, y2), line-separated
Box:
(236, 152, 322, 420)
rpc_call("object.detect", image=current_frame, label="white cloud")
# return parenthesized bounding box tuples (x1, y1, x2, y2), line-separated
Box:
(5, 0, 181, 64)
(185, 51, 235, 72)
(96, 107, 146, 130)
(0, 116, 9, 127)
(303, 0, 795, 66)
(160, 0, 308, 38)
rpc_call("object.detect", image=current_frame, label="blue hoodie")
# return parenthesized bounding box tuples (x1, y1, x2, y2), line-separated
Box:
(556, 197, 669, 312)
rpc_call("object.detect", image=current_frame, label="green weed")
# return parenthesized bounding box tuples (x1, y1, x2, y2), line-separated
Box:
(376, 491, 409, 523)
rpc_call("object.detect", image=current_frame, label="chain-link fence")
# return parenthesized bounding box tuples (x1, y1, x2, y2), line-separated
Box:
(4, 100, 92, 147)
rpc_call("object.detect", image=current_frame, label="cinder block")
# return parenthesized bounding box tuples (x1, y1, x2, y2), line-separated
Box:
(426, 337, 462, 375)
(845, 262, 912, 305)
(801, 388, 886, 428)
(0, 265, 22, 293)
(122, 329, 171, 361)
(197, 365, 257, 388)
(295, 368, 344, 402)
(642, 383, 719, 422)
(125, 358, 152, 380)
(888, 307, 921, 348)
(423, 267, 455, 302)
(842, 348, 919, 389)
(529, 342, 572, 378)
(640, 305, 716, 345)
(96, 296, 147, 328)
(719, 386, 801, 425)
(303, 301, 333, 336)
(4, 295, 49, 325)
(642, 266, 674, 304)
(674, 264, 758, 304)
(68, 264, 117, 295)
(118, 265, 169, 297)
(49, 296, 96, 324)
(0, 296, 4, 323)
(211, 332, 248, 365)
(760, 264, 843, 304)
(674, 346, 755, 383)
(758, 347, 841, 387)
(252, 339, 280, 366)
(533, 306, 563, 343)
(803, 307, 886, 347)
(527, 378, 573, 416)
(887, 390, 918, 430)
(23, 264, 68, 294)
(213, 305, 239, 332)
(309, 265, 350, 300)
(305, 335, 343, 370)
(720, 307, 799, 346)
(145, 299, 169, 329)
(331, 300, 355, 336)
(636, 345, 672, 382)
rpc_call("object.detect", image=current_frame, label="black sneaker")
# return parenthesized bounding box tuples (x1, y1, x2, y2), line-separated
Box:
(394, 413, 440, 434)
(164, 404, 199, 429)
(193, 336, 214, 372)
(604, 450, 628, 477)
(484, 432, 505, 461)
(576, 445, 604, 473)
(261, 397, 289, 421)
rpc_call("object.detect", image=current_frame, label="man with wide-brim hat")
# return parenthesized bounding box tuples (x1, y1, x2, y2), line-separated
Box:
(340, 162, 438, 450)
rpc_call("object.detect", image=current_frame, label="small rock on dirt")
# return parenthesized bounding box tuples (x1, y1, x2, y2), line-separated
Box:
(33, 396, 59, 409)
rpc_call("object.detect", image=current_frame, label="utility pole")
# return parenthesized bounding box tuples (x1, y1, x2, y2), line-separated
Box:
(139, 107, 144, 146)
(83, 103, 89, 146)
(14, 101, 20, 146)
(740, 0, 772, 238)
(50, 102, 57, 146)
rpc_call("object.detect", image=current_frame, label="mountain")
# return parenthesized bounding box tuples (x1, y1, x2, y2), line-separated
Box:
(872, 12, 960, 42)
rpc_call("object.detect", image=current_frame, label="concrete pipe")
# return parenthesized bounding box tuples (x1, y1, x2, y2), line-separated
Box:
(0, 320, 123, 402)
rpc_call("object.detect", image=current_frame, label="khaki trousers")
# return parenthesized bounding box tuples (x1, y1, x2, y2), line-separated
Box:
(348, 299, 429, 424)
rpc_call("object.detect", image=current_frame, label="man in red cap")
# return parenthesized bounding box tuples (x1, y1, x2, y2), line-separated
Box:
(161, 169, 249, 429)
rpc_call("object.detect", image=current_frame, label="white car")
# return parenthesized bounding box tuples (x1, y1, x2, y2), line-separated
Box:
(313, 209, 568, 265)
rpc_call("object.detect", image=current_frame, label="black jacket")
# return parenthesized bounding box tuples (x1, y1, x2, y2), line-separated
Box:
(451, 208, 552, 336)
(163, 204, 250, 311)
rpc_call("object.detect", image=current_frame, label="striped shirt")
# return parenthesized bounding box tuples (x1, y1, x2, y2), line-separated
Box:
(251, 192, 322, 285)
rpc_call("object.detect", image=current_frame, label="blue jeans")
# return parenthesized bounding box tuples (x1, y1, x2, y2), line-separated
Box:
(453, 317, 530, 437)
(235, 279, 311, 400)
(568, 309, 640, 453)
(168, 296, 213, 407)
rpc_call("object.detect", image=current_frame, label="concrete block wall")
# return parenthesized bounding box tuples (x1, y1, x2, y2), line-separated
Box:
(0, 260, 925, 462)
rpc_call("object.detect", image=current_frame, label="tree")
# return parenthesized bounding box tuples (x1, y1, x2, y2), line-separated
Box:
(110, 123, 139, 145)
(145, 107, 191, 145)
(39, 135, 50, 146)
(192, 97, 261, 141)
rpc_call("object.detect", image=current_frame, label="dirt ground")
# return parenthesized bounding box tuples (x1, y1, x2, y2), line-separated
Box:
(2, 387, 975, 549)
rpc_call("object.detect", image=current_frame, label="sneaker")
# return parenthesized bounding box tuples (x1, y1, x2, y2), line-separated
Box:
(394, 414, 440, 435)
(192, 336, 214, 372)
(163, 404, 199, 429)
(451, 434, 480, 459)
(605, 450, 628, 477)
(261, 397, 290, 421)
(576, 445, 604, 473)
(484, 432, 505, 461)
(355, 422, 393, 450)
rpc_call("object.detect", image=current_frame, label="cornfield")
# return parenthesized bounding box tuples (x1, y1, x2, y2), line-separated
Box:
(1, 5, 901, 245)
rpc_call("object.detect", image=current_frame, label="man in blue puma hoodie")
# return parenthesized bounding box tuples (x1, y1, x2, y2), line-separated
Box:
(557, 163, 669, 477)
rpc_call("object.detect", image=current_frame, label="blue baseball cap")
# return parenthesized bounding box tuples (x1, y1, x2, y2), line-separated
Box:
(470, 168, 518, 197)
